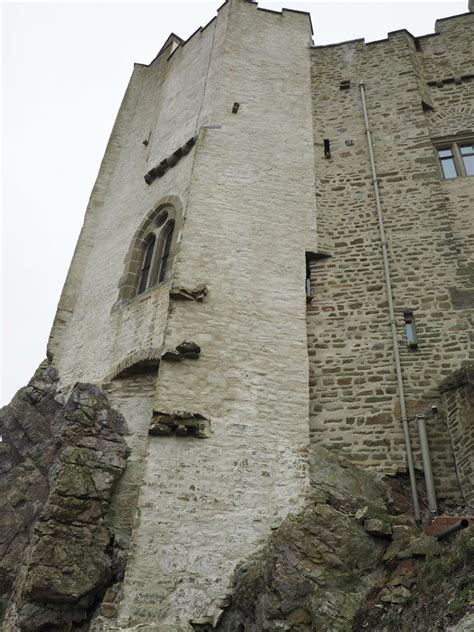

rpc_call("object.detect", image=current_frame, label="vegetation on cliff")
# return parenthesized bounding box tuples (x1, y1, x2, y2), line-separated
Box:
(216, 448, 473, 632)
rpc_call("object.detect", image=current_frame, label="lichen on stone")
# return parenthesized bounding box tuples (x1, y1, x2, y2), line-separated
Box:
(0, 363, 129, 631)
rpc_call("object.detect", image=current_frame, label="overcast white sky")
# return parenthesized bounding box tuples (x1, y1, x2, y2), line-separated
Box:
(1, 0, 469, 404)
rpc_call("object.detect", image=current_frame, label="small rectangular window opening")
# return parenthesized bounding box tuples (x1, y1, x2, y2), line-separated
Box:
(404, 312, 418, 349)
(324, 139, 331, 159)
(437, 147, 457, 179)
(460, 144, 474, 176)
(435, 139, 474, 179)
(305, 255, 312, 303)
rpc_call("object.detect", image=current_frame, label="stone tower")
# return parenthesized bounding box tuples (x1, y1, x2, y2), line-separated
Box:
(48, 1, 316, 628)
(46, 0, 473, 629)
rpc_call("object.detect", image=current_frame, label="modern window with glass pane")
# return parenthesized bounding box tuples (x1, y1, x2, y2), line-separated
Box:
(436, 140, 474, 179)
(460, 144, 474, 176)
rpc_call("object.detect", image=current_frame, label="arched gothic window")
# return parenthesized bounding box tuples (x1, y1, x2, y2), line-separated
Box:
(116, 198, 182, 305)
(136, 210, 175, 296)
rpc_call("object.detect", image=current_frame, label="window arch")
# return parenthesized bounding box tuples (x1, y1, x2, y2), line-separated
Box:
(116, 197, 183, 303)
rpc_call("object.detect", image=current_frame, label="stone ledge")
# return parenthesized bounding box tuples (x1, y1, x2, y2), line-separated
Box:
(439, 364, 474, 393)
(149, 410, 212, 438)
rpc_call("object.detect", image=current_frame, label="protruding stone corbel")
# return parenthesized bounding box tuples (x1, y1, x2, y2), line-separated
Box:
(149, 410, 212, 438)
(160, 341, 201, 362)
(144, 137, 196, 185)
(169, 283, 208, 302)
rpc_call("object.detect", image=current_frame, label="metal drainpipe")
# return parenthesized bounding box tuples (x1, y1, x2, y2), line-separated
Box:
(416, 414, 438, 513)
(359, 81, 421, 522)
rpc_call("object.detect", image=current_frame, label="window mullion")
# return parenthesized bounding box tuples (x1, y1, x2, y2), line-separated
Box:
(452, 143, 466, 177)
(147, 229, 161, 288)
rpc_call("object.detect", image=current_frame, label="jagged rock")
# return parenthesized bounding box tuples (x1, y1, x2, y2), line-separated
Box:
(380, 585, 412, 604)
(383, 539, 411, 562)
(392, 524, 417, 540)
(448, 613, 474, 631)
(383, 532, 442, 563)
(217, 446, 466, 631)
(218, 447, 389, 631)
(390, 514, 416, 527)
(0, 363, 129, 631)
(309, 445, 387, 514)
(406, 534, 441, 558)
(364, 518, 393, 537)
(354, 525, 474, 630)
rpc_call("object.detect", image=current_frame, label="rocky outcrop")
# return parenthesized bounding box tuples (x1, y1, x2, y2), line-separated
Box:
(216, 447, 473, 632)
(1, 367, 472, 631)
(0, 363, 129, 631)
(355, 525, 474, 632)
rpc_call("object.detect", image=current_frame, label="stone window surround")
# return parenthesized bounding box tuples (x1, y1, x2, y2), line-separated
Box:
(137, 216, 174, 293)
(115, 195, 184, 304)
(433, 134, 474, 180)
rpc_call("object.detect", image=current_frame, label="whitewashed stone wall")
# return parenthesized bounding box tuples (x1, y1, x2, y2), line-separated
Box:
(50, 1, 316, 629)
(48, 5, 224, 386)
(103, 373, 157, 546)
(113, 2, 316, 628)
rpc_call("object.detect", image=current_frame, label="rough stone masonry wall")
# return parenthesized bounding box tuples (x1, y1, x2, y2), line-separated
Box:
(102, 373, 157, 556)
(109, 1, 317, 630)
(440, 365, 474, 511)
(422, 15, 474, 319)
(307, 12, 474, 502)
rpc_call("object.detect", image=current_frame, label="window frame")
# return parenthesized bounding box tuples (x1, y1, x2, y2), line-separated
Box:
(115, 196, 183, 307)
(136, 213, 175, 296)
(137, 233, 157, 295)
(434, 135, 474, 180)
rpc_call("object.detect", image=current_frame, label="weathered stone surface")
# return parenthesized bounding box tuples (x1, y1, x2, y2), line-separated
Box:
(440, 365, 474, 510)
(379, 585, 412, 604)
(161, 341, 201, 362)
(307, 13, 474, 506)
(354, 527, 474, 630)
(218, 448, 473, 632)
(364, 518, 393, 538)
(0, 363, 129, 630)
(218, 501, 386, 631)
(175, 341, 201, 359)
(31, 0, 473, 627)
(169, 284, 208, 302)
(309, 445, 387, 513)
(149, 410, 212, 438)
(218, 448, 389, 631)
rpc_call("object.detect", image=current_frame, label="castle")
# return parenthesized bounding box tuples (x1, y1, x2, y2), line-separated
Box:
(45, 1, 473, 628)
